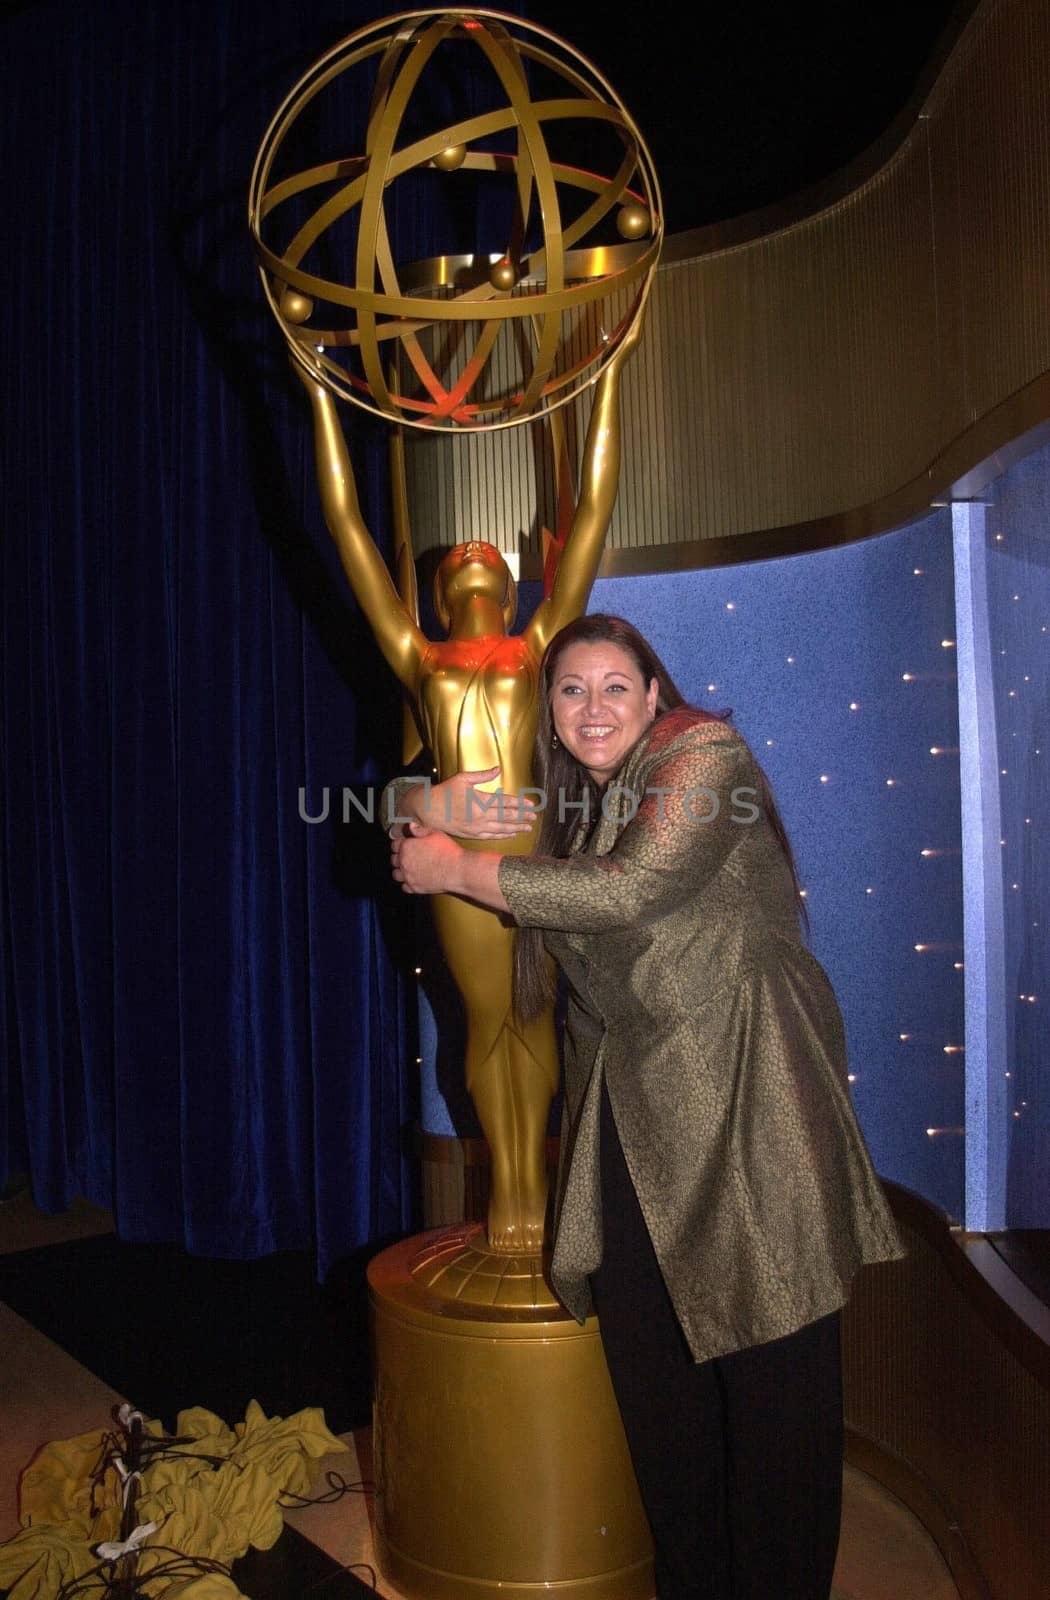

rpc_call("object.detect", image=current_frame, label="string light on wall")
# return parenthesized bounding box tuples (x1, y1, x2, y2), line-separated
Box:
(926, 1127, 964, 1137)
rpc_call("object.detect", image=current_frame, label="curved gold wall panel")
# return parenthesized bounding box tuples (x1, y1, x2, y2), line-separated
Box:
(400, 0, 1050, 573)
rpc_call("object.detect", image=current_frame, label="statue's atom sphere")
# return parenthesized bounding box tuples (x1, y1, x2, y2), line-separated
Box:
(249, 8, 662, 431)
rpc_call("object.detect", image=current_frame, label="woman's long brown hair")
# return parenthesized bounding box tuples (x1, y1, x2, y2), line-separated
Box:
(513, 614, 808, 1019)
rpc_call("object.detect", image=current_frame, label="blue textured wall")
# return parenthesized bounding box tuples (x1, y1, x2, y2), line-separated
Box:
(592, 511, 965, 1220)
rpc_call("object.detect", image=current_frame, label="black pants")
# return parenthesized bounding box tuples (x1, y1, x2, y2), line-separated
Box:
(590, 1081, 843, 1600)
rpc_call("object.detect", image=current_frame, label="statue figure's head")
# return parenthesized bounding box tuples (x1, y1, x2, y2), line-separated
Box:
(434, 542, 517, 634)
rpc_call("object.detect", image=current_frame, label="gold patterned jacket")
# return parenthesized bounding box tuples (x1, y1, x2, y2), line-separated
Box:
(497, 707, 904, 1362)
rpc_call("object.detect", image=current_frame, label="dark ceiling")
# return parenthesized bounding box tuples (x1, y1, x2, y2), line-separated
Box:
(524, 0, 971, 232)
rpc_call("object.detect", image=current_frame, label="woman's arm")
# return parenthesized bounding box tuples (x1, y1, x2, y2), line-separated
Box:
(501, 727, 755, 930)
(391, 824, 509, 908)
(391, 724, 759, 930)
(382, 769, 538, 839)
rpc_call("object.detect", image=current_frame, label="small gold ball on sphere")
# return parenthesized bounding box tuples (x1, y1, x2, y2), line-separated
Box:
(432, 143, 467, 173)
(616, 202, 651, 241)
(489, 257, 518, 292)
(280, 288, 314, 324)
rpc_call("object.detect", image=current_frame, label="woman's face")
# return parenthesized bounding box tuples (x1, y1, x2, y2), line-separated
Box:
(550, 640, 659, 783)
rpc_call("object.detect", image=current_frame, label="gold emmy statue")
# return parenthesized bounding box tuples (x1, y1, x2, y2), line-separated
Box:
(250, 12, 661, 1596)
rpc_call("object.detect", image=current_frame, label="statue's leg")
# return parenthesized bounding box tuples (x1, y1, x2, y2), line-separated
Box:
(431, 895, 557, 1254)
(507, 1003, 559, 1253)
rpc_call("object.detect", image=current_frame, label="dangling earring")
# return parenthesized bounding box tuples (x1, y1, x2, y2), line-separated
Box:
(551, 732, 560, 750)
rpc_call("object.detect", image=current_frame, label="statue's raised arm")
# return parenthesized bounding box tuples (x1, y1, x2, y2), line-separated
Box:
(297, 369, 427, 693)
(524, 300, 648, 659)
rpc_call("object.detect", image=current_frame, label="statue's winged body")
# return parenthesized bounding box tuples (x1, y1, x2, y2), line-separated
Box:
(298, 325, 639, 1254)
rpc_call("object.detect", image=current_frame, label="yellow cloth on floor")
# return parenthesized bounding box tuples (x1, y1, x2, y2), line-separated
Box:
(0, 1402, 344, 1600)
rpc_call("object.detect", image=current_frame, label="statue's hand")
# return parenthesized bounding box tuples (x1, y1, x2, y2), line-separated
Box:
(391, 825, 463, 896)
(606, 287, 651, 371)
(408, 768, 538, 840)
(290, 352, 322, 397)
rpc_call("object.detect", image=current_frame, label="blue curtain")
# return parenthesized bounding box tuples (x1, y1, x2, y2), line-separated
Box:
(0, 0, 432, 1272)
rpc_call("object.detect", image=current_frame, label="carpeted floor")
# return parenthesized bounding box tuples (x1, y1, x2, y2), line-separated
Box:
(0, 1193, 964, 1600)
(0, 1217, 385, 1598)
(0, 1232, 378, 1437)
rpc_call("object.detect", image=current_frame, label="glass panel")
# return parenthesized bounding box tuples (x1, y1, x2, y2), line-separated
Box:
(986, 445, 1050, 1226)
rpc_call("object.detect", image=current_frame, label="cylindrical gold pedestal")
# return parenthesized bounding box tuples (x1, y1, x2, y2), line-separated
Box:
(368, 1226, 654, 1600)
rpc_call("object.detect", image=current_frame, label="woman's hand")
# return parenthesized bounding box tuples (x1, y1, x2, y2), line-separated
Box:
(397, 768, 537, 840)
(390, 822, 465, 896)
(390, 822, 510, 911)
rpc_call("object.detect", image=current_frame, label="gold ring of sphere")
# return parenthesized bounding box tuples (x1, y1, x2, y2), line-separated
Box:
(249, 8, 662, 431)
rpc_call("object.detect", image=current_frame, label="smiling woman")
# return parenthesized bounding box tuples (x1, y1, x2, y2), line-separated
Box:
(391, 612, 903, 1600)
(549, 639, 660, 782)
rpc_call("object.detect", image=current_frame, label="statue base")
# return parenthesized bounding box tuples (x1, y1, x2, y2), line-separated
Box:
(368, 1225, 654, 1600)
